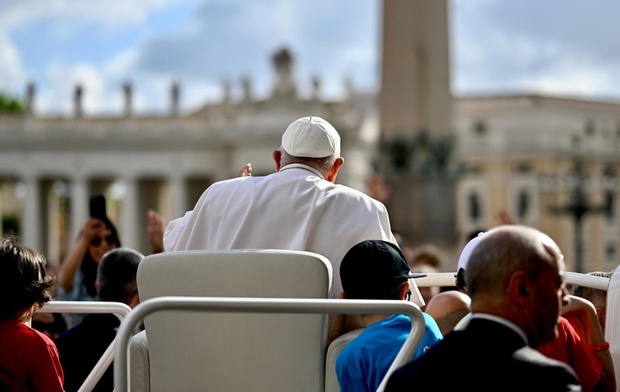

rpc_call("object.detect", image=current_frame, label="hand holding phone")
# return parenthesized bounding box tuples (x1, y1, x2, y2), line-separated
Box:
(89, 195, 107, 220)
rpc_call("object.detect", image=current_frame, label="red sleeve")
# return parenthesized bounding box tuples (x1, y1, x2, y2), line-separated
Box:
(562, 320, 602, 391)
(30, 334, 65, 392)
(539, 318, 602, 391)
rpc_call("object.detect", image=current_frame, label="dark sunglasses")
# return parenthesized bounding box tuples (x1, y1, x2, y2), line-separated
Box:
(90, 235, 116, 247)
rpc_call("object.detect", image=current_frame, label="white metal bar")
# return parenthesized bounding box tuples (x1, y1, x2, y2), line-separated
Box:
(413, 272, 458, 287)
(39, 301, 132, 392)
(414, 272, 610, 291)
(565, 272, 610, 291)
(114, 297, 425, 392)
(41, 301, 132, 319)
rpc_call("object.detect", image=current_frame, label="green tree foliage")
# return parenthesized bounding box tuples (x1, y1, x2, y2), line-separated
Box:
(0, 93, 24, 114)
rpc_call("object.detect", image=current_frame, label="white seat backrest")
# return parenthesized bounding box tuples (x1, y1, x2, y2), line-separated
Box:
(129, 330, 150, 392)
(136, 249, 332, 392)
(324, 328, 364, 392)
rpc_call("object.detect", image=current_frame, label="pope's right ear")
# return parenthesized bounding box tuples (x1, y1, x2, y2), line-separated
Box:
(325, 157, 344, 183)
(272, 150, 282, 171)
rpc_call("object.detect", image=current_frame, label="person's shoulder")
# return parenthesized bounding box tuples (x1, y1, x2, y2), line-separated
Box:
(210, 175, 255, 189)
(2, 319, 42, 337)
(513, 349, 581, 389)
(55, 320, 84, 345)
(513, 346, 579, 377)
(329, 182, 367, 195)
(57, 314, 116, 341)
(329, 183, 388, 206)
(7, 320, 57, 351)
(385, 338, 449, 389)
(199, 176, 260, 201)
(422, 312, 442, 335)
(422, 311, 438, 325)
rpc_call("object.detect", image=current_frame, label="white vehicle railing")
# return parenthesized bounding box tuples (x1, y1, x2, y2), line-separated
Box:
(41, 271, 618, 391)
(412, 271, 610, 290)
(113, 297, 425, 392)
(39, 301, 132, 392)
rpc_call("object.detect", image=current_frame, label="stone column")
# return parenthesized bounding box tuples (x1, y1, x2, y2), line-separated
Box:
(123, 82, 133, 118)
(25, 82, 35, 117)
(74, 84, 83, 118)
(380, 0, 452, 139)
(170, 81, 180, 117)
(241, 77, 252, 104)
(120, 177, 138, 249)
(171, 175, 186, 220)
(70, 176, 89, 241)
(20, 175, 42, 250)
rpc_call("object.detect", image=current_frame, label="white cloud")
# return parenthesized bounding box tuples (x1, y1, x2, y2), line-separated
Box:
(38, 61, 113, 115)
(0, 0, 189, 31)
(6, 0, 620, 114)
(0, 32, 25, 96)
(451, 0, 620, 101)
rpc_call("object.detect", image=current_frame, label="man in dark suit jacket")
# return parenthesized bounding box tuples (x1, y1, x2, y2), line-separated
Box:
(386, 225, 582, 391)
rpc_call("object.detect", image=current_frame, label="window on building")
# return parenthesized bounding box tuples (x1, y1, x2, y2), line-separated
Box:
(605, 191, 615, 221)
(606, 243, 616, 265)
(516, 164, 531, 174)
(585, 119, 595, 136)
(468, 191, 481, 221)
(473, 120, 487, 135)
(603, 166, 616, 223)
(517, 190, 530, 221)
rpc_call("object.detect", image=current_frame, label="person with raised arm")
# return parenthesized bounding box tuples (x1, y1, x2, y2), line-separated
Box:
(163, 116, 424, 340)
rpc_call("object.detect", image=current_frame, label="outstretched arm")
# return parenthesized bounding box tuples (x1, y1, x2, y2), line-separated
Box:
(563, 295, 616, 391)
(58, 218, 105, 291)
(237, 163, 252, 177)
(147, 209, 165, 254)
(365, 174, 391, 203)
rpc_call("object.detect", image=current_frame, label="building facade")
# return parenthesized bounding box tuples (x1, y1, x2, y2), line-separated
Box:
(1, 0, 620, 274)
(0, 49, 378, 266)
(455, 95, 620, 273)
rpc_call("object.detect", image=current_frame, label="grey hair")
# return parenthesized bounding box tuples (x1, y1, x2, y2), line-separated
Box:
(279, 149, 339, 176)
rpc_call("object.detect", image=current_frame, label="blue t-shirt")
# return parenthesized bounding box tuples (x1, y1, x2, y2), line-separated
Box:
(336, 313, 442, 392)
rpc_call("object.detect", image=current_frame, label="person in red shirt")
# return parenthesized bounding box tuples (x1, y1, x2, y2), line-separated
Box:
(538, 317, 601, 390)
(0, 236, 64, 392)
(538, 295, 616, 392)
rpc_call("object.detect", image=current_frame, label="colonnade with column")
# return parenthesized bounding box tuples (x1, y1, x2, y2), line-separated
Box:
(0, 173, 211, 267)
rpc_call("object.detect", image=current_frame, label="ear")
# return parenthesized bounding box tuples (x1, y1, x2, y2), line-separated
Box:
(339, 291, 346, 300)
(506, 271, 530, 305)
(273, 150, 282, 171)
(325, 157, 344, 183)
(398, 281, 411, 300)
(129, 293, 140, 309)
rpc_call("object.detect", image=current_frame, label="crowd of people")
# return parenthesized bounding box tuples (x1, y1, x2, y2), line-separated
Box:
(0, 115, 617, 391)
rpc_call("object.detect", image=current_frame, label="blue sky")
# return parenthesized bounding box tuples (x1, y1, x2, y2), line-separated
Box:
(1, 0, 620, 116)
